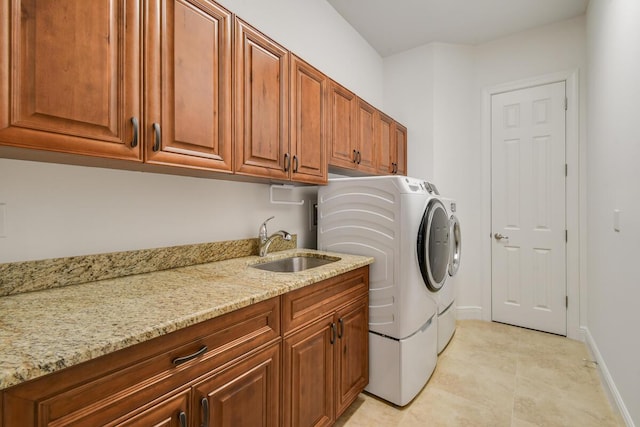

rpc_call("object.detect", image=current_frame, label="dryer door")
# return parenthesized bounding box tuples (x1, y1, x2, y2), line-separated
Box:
(417, 199, 450, 292)
(449, 214, 461, 276)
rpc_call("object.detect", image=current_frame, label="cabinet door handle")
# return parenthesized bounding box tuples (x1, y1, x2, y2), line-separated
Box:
(172, 345, 208, 365)
(130, 117, 139, 148)
(284, 152, 291, 172)
(356, 150, 362, 164)
(293, 155, 299, 173)
(179, 411, 187, 427)
(152, 123, 161, 152)
(338, 318, 344, 339)
(392, 163, 397, 174)
(330, 322, 336, 344)
(200, 397, 209, 427)
(353, 149, 357, 163)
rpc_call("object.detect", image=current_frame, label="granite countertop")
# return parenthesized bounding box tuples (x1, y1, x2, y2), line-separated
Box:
(0, 249, 373, 391)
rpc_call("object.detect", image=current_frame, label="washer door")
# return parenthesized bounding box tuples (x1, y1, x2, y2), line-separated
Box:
(449, 214, 461, 276)
(417, 199, 450, 292)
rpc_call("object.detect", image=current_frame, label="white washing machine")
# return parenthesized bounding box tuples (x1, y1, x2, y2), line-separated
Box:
(434, 197, 462, 354)
(317, 176, 449, 406)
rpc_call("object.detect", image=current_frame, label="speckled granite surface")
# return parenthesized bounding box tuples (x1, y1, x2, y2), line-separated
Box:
(0, 249, 373, 390)
(0, 236, 296, 297)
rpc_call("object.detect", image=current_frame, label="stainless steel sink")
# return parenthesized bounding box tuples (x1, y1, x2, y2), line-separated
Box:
(251, 255, 340, 273)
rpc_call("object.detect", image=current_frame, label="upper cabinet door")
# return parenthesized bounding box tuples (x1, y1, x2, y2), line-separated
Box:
(290, 55, 327, 184)
(328, 80, 358, 170)
(355, 98, 377, 174)
(0, 0, 142, 160)
(376, 112, 394, 175)
(395, 123, 407, 176)
(145, 0, 232, 172)
(234, 18, 289, 180)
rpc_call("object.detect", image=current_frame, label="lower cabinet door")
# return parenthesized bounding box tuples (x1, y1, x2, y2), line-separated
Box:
(193, 342, 280, 427)
(109, 389, 190, 427)
(283, 314, 335, 427)
(335, 297, 369, 417)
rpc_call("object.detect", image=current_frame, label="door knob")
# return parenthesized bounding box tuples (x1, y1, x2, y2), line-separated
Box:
(494, 233, 509, 240)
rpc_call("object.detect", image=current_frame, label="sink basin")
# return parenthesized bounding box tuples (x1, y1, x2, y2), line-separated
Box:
(251, 255, 340, 273)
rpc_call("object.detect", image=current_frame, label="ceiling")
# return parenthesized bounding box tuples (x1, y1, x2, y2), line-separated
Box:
(326, 0, 589, 57)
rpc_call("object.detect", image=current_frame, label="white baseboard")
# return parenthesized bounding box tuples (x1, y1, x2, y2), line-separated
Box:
(582, 326, 635, 427)
(456, 306, 483, 320)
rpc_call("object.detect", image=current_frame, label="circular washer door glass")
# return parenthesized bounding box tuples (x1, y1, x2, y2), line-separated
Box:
(417, 199, 450, 291)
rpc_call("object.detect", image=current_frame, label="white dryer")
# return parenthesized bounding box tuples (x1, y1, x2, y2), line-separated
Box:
(317, 176, 447, 406)
(434, 197, 462, 353)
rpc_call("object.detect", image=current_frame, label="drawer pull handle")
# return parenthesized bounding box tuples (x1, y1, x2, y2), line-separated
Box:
(338, 318, 344, 339)
(353, 149, 357, 163)
(179, 411, 187, 427)
(172, 345, 208, 365)
(293, 155, 299, 173)
(200, 397, 209, 427)
(330, 322, 336, 344)
(356, 150, 362, 164)
(130, 117, 139, 148)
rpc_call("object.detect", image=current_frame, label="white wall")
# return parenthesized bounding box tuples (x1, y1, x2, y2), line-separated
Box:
(383, 44, 435, 180)
(587, 0, 640, 424)
(431, 43, 478, 310)
(0, 0, 384, 263)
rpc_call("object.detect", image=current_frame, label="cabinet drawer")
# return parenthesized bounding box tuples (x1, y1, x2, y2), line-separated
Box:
(282, 267, 368, 335)
(3, 297, 279, 426)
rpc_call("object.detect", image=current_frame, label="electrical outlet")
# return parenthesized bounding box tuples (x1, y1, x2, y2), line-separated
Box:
(308, 201, 318, 231)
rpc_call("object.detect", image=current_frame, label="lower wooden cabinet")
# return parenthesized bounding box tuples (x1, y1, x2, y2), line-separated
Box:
(284, 314, 335, 427)
(335, 297, 369, 417)
(1, 268, 369, 427)
(194, 342, 280, 427)
(282, 267, 369, 427)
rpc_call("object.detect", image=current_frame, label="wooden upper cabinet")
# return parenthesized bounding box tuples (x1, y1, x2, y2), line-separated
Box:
(0, 0, 142, 160)
(355, 98, 377, 174)
(290, 55, 327, 184)
(376, 112, 394, 175)
(234, 17, 289, 180)
(394, 122, 407, 176)
(376, 114, 407, 176)
(328, 80, 358, 169)
(145, 0, 232, 172)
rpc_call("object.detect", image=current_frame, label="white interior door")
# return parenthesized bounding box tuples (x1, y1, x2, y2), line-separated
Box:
(491, 81, 567, 335)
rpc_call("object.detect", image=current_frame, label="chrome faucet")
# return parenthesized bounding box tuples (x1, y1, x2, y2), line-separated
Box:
(258, 216, 292, 257)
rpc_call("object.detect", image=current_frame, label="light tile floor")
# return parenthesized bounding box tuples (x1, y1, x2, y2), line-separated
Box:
(336, 320, 625, 427)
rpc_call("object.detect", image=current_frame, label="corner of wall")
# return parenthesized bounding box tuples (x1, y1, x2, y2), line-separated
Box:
(583, 326, 636, 427)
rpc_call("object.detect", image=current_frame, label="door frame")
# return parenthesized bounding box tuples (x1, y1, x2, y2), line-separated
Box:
(481, 69, 584, 340)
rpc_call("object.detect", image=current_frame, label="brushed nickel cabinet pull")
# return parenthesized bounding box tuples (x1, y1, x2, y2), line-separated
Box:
(172, 345, 207, 365)
(179, 411, 187, 427)
(130, 117, 139, 148)
(284, 152, 291, 172)
(338, 318, 344, 339)
(200, 397, 209, 427)
(330, 322, 336, 344)
(293, 155, 299, 173)
(152, 123, 161, 152)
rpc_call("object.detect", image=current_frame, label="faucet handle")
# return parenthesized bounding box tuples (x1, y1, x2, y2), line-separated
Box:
(259, 216, 275, 240)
